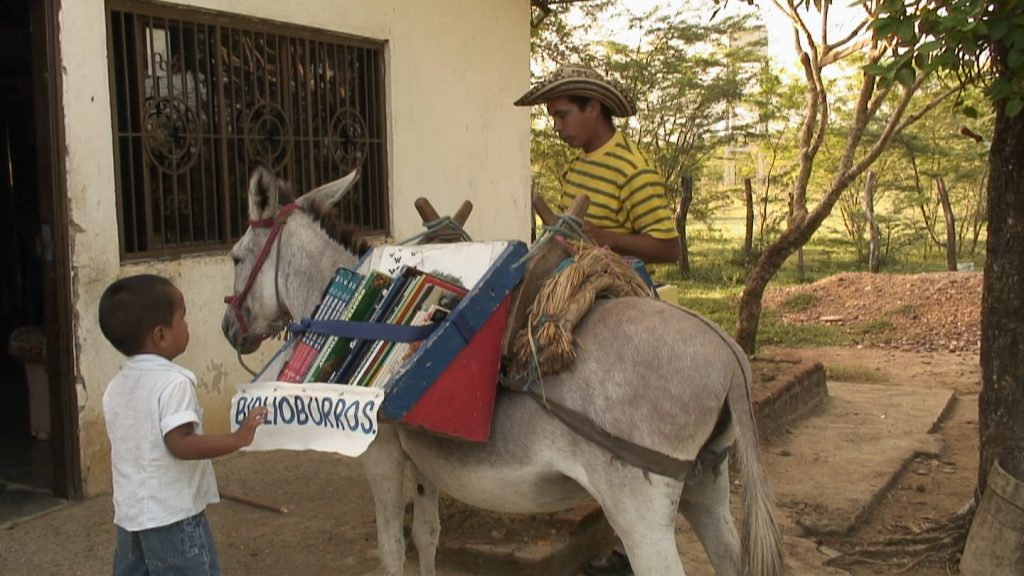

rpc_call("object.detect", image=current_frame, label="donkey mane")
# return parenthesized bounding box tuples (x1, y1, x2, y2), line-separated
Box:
(264, 171, 371, 258)
(315, 208, 374, 258)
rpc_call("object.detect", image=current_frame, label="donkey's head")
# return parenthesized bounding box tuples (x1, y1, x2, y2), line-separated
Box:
(222, 166, 361, 353)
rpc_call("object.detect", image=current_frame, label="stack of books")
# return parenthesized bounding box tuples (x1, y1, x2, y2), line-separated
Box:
(277, 267, 366, 383)
(277, 265, 467, 388)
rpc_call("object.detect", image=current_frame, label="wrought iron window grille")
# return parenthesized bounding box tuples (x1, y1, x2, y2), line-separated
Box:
(108, 1, 389, 259)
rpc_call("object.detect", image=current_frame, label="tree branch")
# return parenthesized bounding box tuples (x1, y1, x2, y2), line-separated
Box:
(821, 37, 873, 67)
(825, 19, 870, 54)
(894, 84, 959, 134)
(838, 66, 879, 175)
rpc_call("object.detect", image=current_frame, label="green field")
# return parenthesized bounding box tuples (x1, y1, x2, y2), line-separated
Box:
(646, 216, 985, 348)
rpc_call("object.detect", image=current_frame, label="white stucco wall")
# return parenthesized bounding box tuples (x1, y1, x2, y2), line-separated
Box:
(60, 0, 532, 494)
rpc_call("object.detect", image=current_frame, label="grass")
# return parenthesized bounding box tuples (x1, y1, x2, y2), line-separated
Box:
(758, 314, 853, 347)
(781, 292, 817, 312)
(852, 319, 895, 335)
(647, 225, 970, 349)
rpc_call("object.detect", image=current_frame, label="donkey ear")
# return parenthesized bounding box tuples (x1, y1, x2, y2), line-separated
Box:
(247, 165, 284, 221)
(297, 169, 361, 216)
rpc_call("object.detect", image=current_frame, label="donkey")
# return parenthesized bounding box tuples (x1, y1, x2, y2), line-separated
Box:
(222, 166, 784, 576)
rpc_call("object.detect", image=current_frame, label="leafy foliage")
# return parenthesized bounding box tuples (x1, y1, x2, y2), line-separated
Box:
(527, 2, 767, 221)
(833, 80, 991, 265)
(869, 0, 1024, 116)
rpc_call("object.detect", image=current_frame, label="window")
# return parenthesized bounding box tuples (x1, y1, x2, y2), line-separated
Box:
(108, 1, 388, 259)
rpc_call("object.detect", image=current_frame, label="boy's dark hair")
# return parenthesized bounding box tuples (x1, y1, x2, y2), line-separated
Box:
(98, 274, 179, 356)
(568, 95, 614, 123)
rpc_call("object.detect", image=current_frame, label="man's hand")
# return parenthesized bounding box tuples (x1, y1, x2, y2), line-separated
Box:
(581, 220, 681, 263)
(582, 221, 612, 247)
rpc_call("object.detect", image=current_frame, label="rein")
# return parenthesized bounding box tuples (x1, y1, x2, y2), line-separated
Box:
(224, 203, 300, 340)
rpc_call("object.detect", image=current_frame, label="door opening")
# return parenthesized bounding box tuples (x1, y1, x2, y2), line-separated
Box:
(0, 0, 76, 522)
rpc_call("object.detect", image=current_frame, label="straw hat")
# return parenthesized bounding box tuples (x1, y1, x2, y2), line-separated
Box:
(514, 65, 637, 117)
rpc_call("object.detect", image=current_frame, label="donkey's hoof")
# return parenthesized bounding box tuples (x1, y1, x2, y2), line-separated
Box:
(583, 550, 632, 576)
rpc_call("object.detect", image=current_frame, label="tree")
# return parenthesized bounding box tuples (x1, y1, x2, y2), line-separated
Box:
(732, 0, 956, 353)
(527, 2, 765, 239)
(734, 62, 806, 258)
(872, 0, 1024, 525)
(883, 86, 991, 264)
(830, 85, 991, 268)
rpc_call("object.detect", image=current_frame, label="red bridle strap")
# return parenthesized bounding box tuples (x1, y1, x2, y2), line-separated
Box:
(224, 203, 300, 337)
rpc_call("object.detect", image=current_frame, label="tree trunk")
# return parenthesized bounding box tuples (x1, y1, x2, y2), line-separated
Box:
(675, 174, 693, 274)
(530, 179, 539, 243)
(736, 219, 822, 353)
(935, 176, 957, 271)
(743, 178, 754, 264)
(863, 171, 880, 273)
(978, 98, 1024, 495)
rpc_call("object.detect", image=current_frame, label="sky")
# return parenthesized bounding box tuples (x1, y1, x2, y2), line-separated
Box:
(596, 0, 868, 71)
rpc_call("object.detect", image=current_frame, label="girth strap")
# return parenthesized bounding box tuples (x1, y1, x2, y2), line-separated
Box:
(520, 390, 729, 483)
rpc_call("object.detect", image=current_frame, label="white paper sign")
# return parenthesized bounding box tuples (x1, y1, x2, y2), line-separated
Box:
(230, 382, 385, 457)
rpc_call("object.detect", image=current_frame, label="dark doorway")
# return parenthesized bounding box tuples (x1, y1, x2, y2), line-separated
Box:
(0, 0, 73, 522)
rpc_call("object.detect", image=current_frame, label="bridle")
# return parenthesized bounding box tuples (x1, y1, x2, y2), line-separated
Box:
(224, 203, 300, 341)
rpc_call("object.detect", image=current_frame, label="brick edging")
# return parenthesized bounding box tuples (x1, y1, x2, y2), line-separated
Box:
(752, 360, 828, 440)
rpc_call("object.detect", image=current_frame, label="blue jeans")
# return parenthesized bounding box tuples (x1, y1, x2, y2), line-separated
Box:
(113, 511, 222, 576)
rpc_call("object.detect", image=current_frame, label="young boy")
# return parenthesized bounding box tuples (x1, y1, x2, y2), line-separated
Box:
(99, 274, 267, 575)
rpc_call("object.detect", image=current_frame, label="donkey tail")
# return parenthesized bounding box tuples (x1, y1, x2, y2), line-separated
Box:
(727, 353, 784, 576)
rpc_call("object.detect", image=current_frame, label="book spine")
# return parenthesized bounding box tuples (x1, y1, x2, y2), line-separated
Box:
(347, 340, 383, 386)
(279, 268, 361, 382)
(283, 294, 340, 381)
(330, 269, 409, 384)
(354, 274, 429, 386)
(305, 271, 388, 383)
(293, 277, 350, 380)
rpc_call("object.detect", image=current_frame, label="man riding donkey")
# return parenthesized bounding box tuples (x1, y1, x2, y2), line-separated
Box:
(515, 64, 681, 576)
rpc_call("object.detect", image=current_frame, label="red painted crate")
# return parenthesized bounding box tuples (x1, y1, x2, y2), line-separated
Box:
(354, 241, 527, 442)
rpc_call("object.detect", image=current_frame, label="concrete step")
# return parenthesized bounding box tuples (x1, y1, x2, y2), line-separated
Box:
(672, 380, 954, 576)
(765, 381, 952, 536)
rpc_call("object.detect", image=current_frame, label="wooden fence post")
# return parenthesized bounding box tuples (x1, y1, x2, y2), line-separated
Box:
(935, 176, 957, 271)
(743, 178, 754, 264)
(863, 171, 880, 273)
(675, 174, 693, 274)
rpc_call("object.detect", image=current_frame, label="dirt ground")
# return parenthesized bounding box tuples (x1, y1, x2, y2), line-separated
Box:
(760, 270, 984, 575)
(760, 345, 980, 576)
(0, 272, 984, 576)
(763, 271, 982, 354)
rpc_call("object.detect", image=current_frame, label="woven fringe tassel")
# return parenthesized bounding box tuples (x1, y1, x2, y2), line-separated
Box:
(507, 244, 654, 381)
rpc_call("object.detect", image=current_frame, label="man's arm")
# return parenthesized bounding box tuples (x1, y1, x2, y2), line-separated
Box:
(583, 221, 681, 263)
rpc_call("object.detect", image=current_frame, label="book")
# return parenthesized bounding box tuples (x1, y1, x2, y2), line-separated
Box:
(293, 267, 365, 381)
(303, 270, 392, 383)
(358, 271, 467, 388)
(366, 304, 452, 389)
(332, 274, 428, 385)
(328, 267, 414, 384)
(278, 267, 363, 382)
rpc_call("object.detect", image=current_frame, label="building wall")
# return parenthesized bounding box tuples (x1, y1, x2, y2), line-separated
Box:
(60, 0, 532, 495)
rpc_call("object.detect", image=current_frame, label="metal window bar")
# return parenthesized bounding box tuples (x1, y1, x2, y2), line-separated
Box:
(108, 1, 388, 260)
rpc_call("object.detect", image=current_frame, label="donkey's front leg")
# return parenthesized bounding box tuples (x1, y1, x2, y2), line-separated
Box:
(410, 463, 440, 576)
(360, 425, 408, 576)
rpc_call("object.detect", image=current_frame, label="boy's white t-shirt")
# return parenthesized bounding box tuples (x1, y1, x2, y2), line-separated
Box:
(102, 354, 219, 531)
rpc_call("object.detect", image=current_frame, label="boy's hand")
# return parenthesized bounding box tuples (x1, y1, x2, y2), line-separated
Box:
(234, 407, 269, 448)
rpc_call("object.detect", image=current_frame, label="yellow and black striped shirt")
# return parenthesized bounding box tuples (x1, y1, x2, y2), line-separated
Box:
(558, 131, 678, 240)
